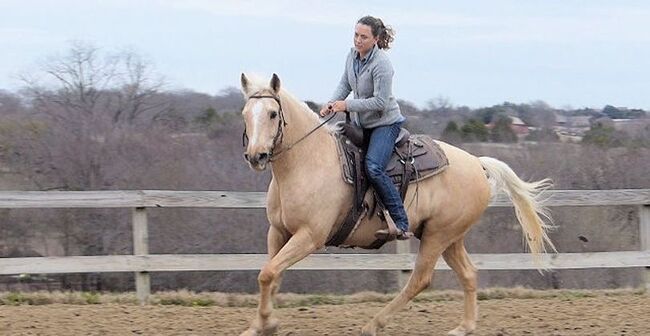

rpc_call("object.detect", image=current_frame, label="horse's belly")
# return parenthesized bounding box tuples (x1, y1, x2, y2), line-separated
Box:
(340, 214, 386, 248)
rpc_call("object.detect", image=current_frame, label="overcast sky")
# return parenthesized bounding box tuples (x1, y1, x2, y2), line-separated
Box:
(1, 0, 649, 109)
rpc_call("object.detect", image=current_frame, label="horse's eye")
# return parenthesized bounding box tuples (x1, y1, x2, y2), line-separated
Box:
(270, 111, 278, 119)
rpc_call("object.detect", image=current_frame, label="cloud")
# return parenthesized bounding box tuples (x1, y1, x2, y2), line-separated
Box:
(156, 0, 481, 27)
(156, 0, 351, 25)
(472, 10, 650, 44)
(414, 6, 650, 45)
(0, 27, 63, 45)
(154, 1, 650, 44)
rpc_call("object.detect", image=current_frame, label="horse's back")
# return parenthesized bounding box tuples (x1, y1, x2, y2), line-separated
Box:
(404, 139, 491, 231)
(435, 139, 490, 200)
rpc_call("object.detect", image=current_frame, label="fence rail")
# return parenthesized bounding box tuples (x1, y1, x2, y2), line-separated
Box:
(0, 189, 648, 208)
(2, 251, 649, 274)
(0, 189, 649, 304)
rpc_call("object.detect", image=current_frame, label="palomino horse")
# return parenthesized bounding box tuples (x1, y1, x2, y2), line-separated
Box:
(238, 73, 555, 336)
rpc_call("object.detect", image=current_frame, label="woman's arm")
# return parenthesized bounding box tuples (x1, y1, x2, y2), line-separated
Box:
(331, 63, 352, 101)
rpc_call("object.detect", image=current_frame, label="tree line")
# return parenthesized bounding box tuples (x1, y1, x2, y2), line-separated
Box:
(0, 43, 648, 292)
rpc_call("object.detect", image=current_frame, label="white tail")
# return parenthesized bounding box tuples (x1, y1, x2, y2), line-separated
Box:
(479, 156, 556, 264)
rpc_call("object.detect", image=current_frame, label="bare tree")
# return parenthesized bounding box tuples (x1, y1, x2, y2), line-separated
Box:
(110, 49, 167, 125)
(14, 41, 168, 189)
(3, 42, 173, 289)
(426, 95, 453, 117)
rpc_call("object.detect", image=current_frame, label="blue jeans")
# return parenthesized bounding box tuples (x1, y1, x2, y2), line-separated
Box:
(365, 121, 409, 232)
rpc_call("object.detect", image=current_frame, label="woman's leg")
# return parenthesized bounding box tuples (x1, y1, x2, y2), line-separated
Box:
(365, 122, 409, 233)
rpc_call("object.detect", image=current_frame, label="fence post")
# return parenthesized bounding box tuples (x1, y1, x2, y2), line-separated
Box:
(640, 205, 650, 292)
(396, 240, 411, 289)
(133, 207, 150, 304)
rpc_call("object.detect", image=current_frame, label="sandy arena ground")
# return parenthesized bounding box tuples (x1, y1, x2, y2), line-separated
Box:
(1, 294, 648, 335)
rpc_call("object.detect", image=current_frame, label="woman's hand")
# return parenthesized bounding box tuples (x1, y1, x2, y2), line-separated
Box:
(319, 102, 333, 117)
(330, 100, 347, 113)
(319, 100, 347, 117)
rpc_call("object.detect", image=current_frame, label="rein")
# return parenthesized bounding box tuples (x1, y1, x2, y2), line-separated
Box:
(243, 93, 336, 162)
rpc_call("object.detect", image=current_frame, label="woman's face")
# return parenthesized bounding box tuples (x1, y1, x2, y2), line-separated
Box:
(354, 23, 378, 56)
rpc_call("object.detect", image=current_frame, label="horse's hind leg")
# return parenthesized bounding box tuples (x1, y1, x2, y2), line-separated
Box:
(240, 229, 316, 336)
(443, 239, 478, 336)
(361, 230, 446, 336)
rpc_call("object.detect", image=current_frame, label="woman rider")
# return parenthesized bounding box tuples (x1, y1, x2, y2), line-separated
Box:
(320, 15, 412, 240)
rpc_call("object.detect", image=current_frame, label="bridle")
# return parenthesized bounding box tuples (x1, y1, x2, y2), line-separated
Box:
(242, 92, 336, 162)
(242, 93, 287, 160)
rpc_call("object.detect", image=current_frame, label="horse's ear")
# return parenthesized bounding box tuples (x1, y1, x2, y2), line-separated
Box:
(240, 73, 250, 96)
(270, 73, 281, 95)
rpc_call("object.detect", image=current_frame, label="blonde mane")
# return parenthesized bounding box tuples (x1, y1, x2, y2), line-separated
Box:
(242, 73, 337, 133)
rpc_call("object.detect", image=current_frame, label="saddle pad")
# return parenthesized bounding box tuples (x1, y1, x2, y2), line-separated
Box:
(336, 136, 360, 185)
(336, 134, 449, 187)
(386, 134, 449, 184)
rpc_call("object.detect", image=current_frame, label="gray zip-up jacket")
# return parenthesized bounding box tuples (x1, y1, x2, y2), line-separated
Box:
(331, 45, 405, 129)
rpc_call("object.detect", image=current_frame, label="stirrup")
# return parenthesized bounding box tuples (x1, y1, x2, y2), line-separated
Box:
(374, 228, 396, 241)
(374, 228, 412, 241)
(396, 230, 414, 240)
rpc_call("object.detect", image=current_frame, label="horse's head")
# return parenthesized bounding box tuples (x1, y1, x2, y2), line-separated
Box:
(240, 73, 284, 171)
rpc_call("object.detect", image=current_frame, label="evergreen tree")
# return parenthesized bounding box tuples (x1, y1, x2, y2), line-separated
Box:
(582, 124, 625, 147)
(526, 127, 559, 142)
(490, 116, 517, 143)
(602, 105, 622, 119)
(441, 121, 462, 144)
(461, 119, 489, 142)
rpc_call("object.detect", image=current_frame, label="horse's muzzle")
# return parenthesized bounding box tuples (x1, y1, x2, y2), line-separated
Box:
(244, 152, 271, 170)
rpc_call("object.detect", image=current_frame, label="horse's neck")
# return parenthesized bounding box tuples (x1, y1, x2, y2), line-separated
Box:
(270, 96, 338, 183)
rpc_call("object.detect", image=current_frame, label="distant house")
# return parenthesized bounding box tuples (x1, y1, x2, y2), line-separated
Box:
(552, 115, 593, 142)
(485, 115, 530, 139)
(566, 116, 592, 128)
(612, 118, 650, 136)
(508, 116, 530, 138)
(592, 116, 614, 128)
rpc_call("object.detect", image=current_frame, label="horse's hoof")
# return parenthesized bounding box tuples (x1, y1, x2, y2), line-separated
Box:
(239, 329, 258, 336)
(360, 324, 377, 336)
(447, 325, 474, 336)
(261, 318, 279, 336)
(240, 317, 279, 336)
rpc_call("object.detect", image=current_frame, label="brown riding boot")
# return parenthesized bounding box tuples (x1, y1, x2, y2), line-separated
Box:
(375, 209, 412, 241)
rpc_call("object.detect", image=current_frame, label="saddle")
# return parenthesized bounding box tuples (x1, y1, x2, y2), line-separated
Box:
(326, 122, 449, 248)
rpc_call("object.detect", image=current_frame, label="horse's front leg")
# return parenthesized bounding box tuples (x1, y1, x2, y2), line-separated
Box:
(266, 226, 290, 301)
(240, 229, 318, 336)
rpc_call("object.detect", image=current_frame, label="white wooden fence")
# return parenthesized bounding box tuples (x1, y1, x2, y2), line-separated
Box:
(0, 189, 648, 304)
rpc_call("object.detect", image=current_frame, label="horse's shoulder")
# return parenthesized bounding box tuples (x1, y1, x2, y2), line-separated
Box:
(266, 179, 281, 207)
